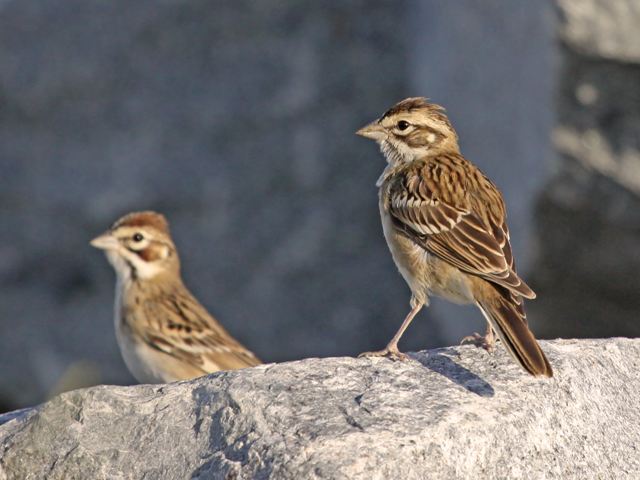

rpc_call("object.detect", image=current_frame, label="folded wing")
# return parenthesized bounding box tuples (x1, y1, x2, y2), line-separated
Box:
(139, 291, 262, 372)
(384, 158, 535, 299)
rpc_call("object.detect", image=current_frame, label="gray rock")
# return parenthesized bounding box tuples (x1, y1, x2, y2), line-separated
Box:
(2, 338, 639, 479)
(557, 0, 640, 62)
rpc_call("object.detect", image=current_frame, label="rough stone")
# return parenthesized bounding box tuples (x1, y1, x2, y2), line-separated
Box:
(1, 339, 639, 479)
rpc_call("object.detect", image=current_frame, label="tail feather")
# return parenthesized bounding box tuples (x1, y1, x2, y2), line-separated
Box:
(476, 289, 552, 377)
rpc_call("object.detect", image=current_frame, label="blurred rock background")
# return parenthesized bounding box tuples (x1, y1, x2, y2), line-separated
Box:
(0, 0, 637, 413)
(530, 0, 640, 339)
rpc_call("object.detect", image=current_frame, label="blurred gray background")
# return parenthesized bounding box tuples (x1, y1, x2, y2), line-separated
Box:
(1, 0, 638, 412)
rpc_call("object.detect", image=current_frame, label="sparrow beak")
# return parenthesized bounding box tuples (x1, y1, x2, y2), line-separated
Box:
(356, 122, 387, 141)
(90, 232, 119, 251)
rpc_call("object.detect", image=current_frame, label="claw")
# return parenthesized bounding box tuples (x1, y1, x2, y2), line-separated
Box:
(460, 332, 496, 353)
(358, 347, 410, 361)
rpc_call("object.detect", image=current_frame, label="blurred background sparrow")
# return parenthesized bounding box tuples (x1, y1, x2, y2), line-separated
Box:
(91, 211, 261, 383)
(357, 98, 551, 377)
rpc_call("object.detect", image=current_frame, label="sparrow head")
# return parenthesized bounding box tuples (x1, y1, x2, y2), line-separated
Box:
(356, 97, 459, 164)
(91, 211, 180, 281)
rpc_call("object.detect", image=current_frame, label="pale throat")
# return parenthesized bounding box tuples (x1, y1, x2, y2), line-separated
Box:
(375, 141, 411, 187)
(379, 139, 425, 166)
(106, 251, 134, 283)
(105, 250, 166, 283)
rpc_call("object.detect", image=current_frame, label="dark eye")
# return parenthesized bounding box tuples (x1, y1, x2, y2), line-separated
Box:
(397, 120, 410, 131)
(132, 233, 144, 242)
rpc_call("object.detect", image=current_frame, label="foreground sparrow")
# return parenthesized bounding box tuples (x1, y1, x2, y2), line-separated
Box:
(91, 211, 261, 383)
(356, 97, 552, 377)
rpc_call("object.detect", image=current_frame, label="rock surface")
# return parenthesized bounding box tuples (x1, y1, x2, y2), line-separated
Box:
(1, 338, 639, 479)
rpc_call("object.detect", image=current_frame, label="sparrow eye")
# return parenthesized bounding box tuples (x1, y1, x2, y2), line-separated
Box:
(396, 120, 410, 131)
(132, 233, 144, 242)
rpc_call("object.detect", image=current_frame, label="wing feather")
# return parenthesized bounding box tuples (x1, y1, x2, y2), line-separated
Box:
(384, 157, 535, 299)
(139, 289, 261, 372)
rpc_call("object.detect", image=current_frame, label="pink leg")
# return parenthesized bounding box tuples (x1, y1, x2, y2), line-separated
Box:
(359, 301, 424, 361)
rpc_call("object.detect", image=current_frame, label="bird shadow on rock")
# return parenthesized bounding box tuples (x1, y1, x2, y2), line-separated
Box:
(411, 348, 495, 397)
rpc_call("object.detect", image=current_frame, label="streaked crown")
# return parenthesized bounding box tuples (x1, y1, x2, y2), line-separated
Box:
(356, 97, 459, 164)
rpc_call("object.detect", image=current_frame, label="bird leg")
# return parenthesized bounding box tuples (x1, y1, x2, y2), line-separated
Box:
(359, 301, 424, 361)
(460, 324, 496, 352)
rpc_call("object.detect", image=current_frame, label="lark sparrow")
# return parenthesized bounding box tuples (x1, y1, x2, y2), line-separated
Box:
(91, 211, 261, 383)
(356, 97, 552, 377)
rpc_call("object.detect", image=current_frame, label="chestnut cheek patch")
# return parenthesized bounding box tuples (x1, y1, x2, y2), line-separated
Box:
(137, 245, 164, 262)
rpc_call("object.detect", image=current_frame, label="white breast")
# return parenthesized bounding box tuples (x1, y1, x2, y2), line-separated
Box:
(378, 201, 475, 306)
(113, 280, 175, 384)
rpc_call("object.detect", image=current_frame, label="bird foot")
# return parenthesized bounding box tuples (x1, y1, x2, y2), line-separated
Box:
(358, 347, 409, 362)
(460, 332, 496, 353)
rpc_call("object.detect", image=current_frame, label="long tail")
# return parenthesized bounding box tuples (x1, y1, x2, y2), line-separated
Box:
(476, 287, 552, 377)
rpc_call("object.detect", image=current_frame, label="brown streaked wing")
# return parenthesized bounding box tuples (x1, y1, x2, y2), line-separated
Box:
(472, 171, 516, 272)
(141, 291, 261, 371)
(385, 159, 535, 298)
